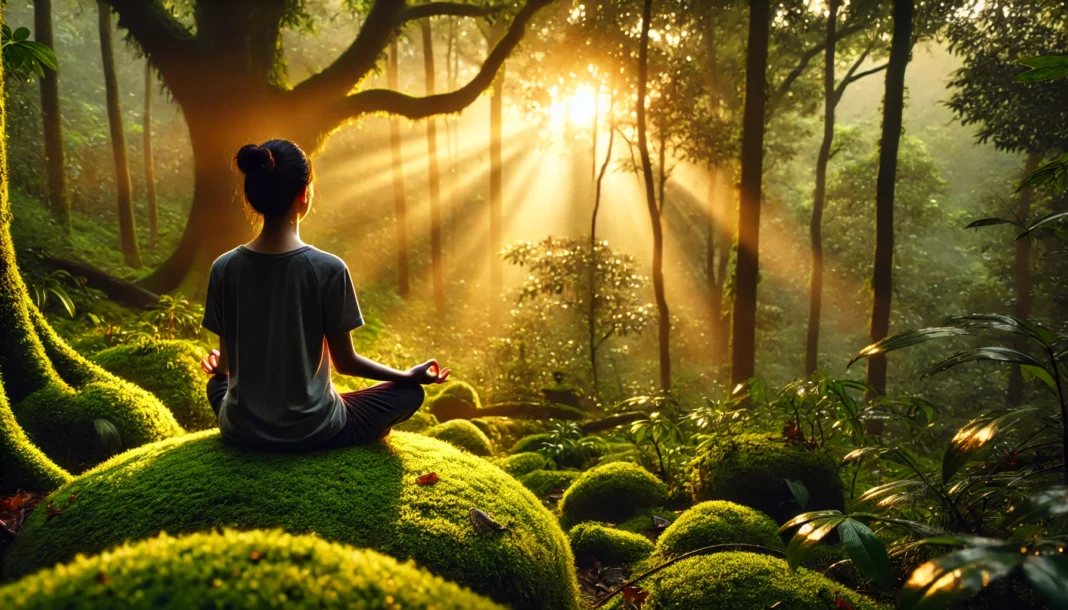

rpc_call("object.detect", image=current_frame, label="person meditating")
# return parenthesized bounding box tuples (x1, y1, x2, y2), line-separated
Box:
(198, 138, 449, 449)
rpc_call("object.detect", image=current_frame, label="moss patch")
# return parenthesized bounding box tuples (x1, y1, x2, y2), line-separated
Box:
(423, 419, 495, 456)
(559, 462, 668, 526)
(394, 407, 438, 432)
(0, 379, 70, 492)
(616, 508, 677, 534)
(2, 431, 579, 610)
(91, 338, 215, 431)
(654, 501, 782, 558)
(511, 433, 551, 454)
(568, 522, 654, 565)
(518, 469, 581, 497)
(496, 452, 550, 477)
(427, 381, 482, 421)
(690, 433, 844, 523)
(0, 529, 503, 609)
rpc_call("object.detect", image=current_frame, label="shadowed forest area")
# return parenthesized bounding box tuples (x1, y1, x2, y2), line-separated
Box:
(0, 0, 1066, 608)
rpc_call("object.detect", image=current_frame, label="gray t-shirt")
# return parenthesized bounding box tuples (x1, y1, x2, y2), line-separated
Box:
(202, 245, 364, 448)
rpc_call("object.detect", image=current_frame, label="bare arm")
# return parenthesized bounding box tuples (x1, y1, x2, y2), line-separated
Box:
(326, 331, 450, 384)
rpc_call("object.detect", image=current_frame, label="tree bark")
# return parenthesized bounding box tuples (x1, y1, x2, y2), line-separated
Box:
(143, 62, 159, 249)
(34, 0, 70, 232)
(98, 1, 141, 269)
(805, 0, 839, 377)
(388, 38, 410, 299)
(867, 0, 914, 402)
(637, 0, 671, 392)
(422, 20, 446, 316)
(730, 0, 770, 387)
(1007, 152, 1043, 403)
(589, 110, 615, 399)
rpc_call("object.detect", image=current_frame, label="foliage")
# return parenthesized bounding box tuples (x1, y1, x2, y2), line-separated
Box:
(2, 431, 580, 610)
(422, 419, 495, 456)
(134, 294, 206, 341)
(559, 461, 669, 526)
(512, 433, 552, 454)
(27, 270, 78, 318)
(0, 25, 57, 81)
(654, 501, 783, 558)
(495, 451, 550, 477)
(568, 522, 654, 566)
(0, 529, 504, 609)
(518, 469, 581, 498)
(539, 420, 609, 469)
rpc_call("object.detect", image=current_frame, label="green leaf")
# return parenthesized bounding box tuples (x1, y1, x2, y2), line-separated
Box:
(1021, 555, 1068, 608)
(848, 328, 969, 368)
(965, 217, 1018, 229)
(901, 547, 1022, 610)
(1018, 211, 1068, 239)
(48, 287, 75, 318)
(12, 27, 29, 41)
(1003, 487, 1068, 528)
(778, 509, 843, 533)
(1018, 55, 1068, 69)
(93, 419, 123, 455)
(856, 479, 924, 505)
(923, 347, 1046, 378)
(838, 519, 893, 590)
(23, 41, 57, 71)
(941, 411, 1030, 483)
(785, 516, 846, 571)
(785, 478, 809, 510)
(1020, 364, 1058, 394)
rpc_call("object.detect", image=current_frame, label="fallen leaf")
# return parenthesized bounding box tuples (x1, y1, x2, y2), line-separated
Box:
(249, 551, 262, 562)
(416, 472, 439, 486)
(621, 585, 649, 603)
(44, 502, 63, 522)
(469, 507, 508, 534)
(95, 572, 109, 584)
(0, 490, 33, 512)
(835, 593, 855, 610)
(652, 515, 671, 530)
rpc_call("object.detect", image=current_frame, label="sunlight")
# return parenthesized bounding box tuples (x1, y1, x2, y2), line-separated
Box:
(549, 84, 599, 132)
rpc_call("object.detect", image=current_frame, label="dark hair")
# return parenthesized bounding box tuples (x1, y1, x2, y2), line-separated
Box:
(234, 139, 313, 217)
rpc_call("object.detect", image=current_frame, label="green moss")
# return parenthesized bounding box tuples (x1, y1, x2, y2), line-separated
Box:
(496, 452, 549, 477)
(471, 417, 541, 450)
(654, 501, 782, 558)
(427, 381, 482, 421)
(568, 522, 654, 565)
(0, 376, 70, 492)
(518, 469, 581, 497)
(616, 508, 677, 534)
(690, 433, 844, 523)
(394, 407, 438, 432)
(512, 433, 551, 454)
(0, 529, 503, 609)
(91, 338, 215, 431)
(423, 419, 495, 456)
(2, 431, 579, 609)
(559, 462, 669, 526)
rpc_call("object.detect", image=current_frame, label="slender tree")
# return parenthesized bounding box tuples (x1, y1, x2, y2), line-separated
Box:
(589, 100, 615, 397)
(98, 1, 141, 268)
(1007, 152, 1042, 402)
(388, 37, 410, 299)
(422, 19, 445, 315)
(33, 0, 70, 232)
(143, 62, 159, 249)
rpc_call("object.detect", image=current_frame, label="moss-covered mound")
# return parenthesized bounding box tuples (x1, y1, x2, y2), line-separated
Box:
(518, 469, 581, 497)
(471, 417, 543, 450)
(496, 452, 550, 477)
(0, 529, 503, 609)
(2, 431, 579, 610)
(559, 462, 668, 526)
(568, 522, 654, 565)
(394, 407, 438, 432)
(654, 501, 782, 558)
(91, 338, 215, 431)
(423, 419, 494, 456)
(603, 552, 886, 610)
(511, 433, 551, 454)
(690, 433, 844, 523)
(617, 508, 677, 534)
(427, 381, 482, 421)
(0, 380, 71, 492)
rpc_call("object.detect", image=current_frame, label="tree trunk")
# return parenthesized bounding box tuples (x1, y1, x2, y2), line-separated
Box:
(867, 0, 914, 402)
(98, 1, 141, 269)
(706, 164, 725, 363)
(34, 0, 70, 232)
(637, 0, 671, 392)
(589, 113, 615, 399)
(730, 0, 770, 387)
(422, 20, 446, 316)
(143, 62, 159, 249)
(388, 38, 410, 299)
(489, 63, 504, 297)
(1007, 152, 1043, 403)
(805, 0, 839, 377)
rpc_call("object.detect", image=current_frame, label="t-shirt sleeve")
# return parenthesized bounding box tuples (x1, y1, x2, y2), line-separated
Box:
(323, 264, 364, 335)
(202, 262, 224, 335)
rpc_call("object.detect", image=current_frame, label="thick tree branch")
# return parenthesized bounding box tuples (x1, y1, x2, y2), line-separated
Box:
(401, 2, 502, 22)
(100, 0, 195, 82)
(334, 0, 554, 121)
(767, 20, 866, 117)
(840, 62, 887, 91)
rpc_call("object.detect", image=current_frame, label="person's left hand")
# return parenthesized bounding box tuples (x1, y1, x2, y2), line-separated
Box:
(200, 349, 222, 375)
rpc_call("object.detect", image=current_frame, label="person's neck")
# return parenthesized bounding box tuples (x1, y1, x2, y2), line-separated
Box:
(246, 216, 306, 254)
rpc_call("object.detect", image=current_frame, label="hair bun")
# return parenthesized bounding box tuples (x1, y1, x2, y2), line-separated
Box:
(236, 144, 275, 177)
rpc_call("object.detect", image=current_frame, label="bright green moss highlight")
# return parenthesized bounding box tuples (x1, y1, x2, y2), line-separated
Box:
(2, 431, 578, 610)
(438, 380, 482, 408)
(603, 552, 887, 610)
(0, 376, 71, 492)
(0, 529, 504, 609)
(616, 507, 677, 534)
(559, 462, 668, 526)
(427, 380, 482, 420)
(568, 522, 654, 565)
(654, 501, 782, 558)
(511, 433, 551, 454)
(690, 433, 844, 523)
(496, 451, 549, 477)
(518, 469, 580, 497)
(394, 407, 438, 432)
(423, 419, 495, 456)
(91, 338, 215, 431)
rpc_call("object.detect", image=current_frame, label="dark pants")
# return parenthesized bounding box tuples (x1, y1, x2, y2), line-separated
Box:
(207, 375, 425, 449)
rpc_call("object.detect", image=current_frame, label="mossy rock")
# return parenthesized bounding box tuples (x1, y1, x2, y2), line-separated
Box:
(518, 469, 581, 497)
(568, 522, 654, 566)
(1, 431, 579, 610)
(91, 338, 215, 431)
(427, 381, 481, 421)
(423, 419, 494, 456)
(596, 449, 644, 466)
(471, 417, 542, 450)
(616, 508, 677, 534)
(496, 452, 550, 477)
(690, 433, 844, 523)
(511, 433, 551, 454)
(0, 529, 503, 609)
(559, 462, 668, 526)
(602, 552, 887, 610)
(654, 501, 782, 558)
(394, 407, 438, 432)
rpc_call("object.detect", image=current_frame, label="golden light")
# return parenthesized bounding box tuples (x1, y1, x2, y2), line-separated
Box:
(549, 84, 599, 131)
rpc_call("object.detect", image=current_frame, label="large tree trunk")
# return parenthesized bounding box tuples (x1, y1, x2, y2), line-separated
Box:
(1007, 151, 1043, 403)
(868, 0, 914, 403)
(388, 38, 410, 299)
(730, 0, 770, 387)
(805, 0, 839, 377)
(143, 62, 159, 249)
(34, 0, 70, 232)
(98, 1, 141, 269)
(422, 20, 446, 315)
(637, 0, 671, 392)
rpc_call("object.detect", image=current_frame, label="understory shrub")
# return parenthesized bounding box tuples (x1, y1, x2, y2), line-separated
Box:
(0, 529, 503, 609)
(559, 462, 668, 526)
(689, 433, 844, 523)
(568, 522, 654, 565)
(423, 419, 494, 456)
(427, 381, 482, 421)
(518, 469, 581, 497)
(91, 338, 215, 431)
(654, 501, 782, 558)
(496, 452, 550, 477)
(1, 431, 579, 610)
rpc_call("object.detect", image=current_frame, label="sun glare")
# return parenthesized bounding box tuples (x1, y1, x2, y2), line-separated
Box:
(549, 84, 599, 132)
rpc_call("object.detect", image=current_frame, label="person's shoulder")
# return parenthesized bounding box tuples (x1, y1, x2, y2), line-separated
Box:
(300, 246, 348, 272)
(208, 248, 243, 275)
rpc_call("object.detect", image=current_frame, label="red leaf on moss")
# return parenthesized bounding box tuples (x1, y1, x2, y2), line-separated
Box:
(835, 594, 855, 610)
(621, 585, 649, 604)
(0, 490, 34, 512)
(249, 551, 262, 562)
(95, 572, 109, 584)
(416, 472, 439, 485)
(44, 502, 64, 522)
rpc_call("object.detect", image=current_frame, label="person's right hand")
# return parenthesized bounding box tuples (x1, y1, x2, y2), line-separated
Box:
(408, 359, 451, 385)
(200, 349, 222, 375)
